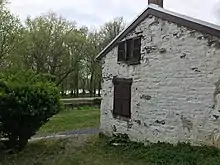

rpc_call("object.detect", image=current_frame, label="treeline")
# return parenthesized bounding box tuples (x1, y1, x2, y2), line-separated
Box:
(0, 0, 126, 98)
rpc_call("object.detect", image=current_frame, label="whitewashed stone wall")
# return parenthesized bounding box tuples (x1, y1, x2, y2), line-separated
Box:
(100, 15, 220, 147)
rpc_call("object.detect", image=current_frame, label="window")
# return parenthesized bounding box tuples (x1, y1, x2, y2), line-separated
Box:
(118, 37, 141, 64)
(113, 77, 132, 118)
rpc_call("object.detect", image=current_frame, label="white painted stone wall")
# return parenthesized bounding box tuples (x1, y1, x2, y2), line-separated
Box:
(100, 15, 220, 147)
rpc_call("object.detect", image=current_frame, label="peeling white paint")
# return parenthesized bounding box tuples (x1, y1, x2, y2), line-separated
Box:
(100, 15, 220, 147)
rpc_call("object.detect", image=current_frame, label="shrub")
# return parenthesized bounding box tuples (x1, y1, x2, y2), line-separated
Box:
(0, 71, 62, 150)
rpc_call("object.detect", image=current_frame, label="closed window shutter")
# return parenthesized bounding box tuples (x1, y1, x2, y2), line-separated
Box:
(133, 37, 141, 62)
(121, 84, 131, 118)
(113, 83, 123, 116)
(126, 38, 133, 61)
(113, 78, 132, 118)
(118, 41, 126, 62)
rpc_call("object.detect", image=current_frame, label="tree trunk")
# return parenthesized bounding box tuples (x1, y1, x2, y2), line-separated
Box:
(93, 81, 96, 97)
(74, 89, 76, 97)
(76, 89, 79, 98)
(98, 80, 101, 97)
(82, 88, 86, 96)
(61, 84, 65, 97)
(61, 90, 65, 97)
(90, 72, 94, 97)
(70, 90, 74, 97)
(72, 71, 79, 98)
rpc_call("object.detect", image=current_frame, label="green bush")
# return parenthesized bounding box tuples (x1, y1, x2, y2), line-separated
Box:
(0, 71, 62, 150)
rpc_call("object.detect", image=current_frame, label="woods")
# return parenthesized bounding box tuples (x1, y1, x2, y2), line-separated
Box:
(0, 0, 126, 98)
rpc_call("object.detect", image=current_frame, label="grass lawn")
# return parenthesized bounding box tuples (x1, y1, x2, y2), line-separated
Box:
(38, 106, 100, 135)
(2, 106, 220, 165)
(1, 135, 220, 165)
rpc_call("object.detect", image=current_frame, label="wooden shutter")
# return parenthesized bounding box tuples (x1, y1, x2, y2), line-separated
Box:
(121, 84, 131, 118)
(118, 41, 126, 62)
(126, 38, 133, 61)
(113, 82, 123, 116)
(113, 78, 132, 118)
(132, 37, 141, 62)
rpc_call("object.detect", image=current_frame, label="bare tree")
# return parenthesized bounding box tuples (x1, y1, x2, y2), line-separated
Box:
(99, 17, 126, 49)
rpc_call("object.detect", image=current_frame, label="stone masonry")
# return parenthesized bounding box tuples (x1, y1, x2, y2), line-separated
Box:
(100, 15, 220, 147)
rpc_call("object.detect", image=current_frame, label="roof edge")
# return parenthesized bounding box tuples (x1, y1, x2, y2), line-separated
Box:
(96, 5, 155, 61)
(96, 4, 220, 61)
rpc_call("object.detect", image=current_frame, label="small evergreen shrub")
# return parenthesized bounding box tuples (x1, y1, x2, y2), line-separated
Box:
(0, 71, 62, 150)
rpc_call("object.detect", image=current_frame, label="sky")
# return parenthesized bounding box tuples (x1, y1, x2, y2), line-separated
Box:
(8, 0, 220, 28)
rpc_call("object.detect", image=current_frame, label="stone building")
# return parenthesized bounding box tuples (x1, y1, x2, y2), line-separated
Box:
(96, 0, 220, 147)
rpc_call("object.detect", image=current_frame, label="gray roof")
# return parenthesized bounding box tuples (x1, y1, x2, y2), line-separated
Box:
(96, 4, 220, 60)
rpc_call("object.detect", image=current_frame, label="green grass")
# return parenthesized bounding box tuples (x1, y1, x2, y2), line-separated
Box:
(2, 106, 220, 165)
(0, 136, 146, 165)
(38, 107, 100, 135)
(1, 135, 220, 165)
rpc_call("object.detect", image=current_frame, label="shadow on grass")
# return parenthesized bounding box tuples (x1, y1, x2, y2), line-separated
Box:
(0, 135, 89, 165)
(1, 135, 220, 165)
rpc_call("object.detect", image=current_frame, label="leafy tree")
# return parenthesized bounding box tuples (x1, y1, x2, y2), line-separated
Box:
(61, 27, 88, 97)
(85, 31, 102, 96)
(0, 0, 23, 69)
(0, 2, 126, 98)
(20, 12, 77, 85)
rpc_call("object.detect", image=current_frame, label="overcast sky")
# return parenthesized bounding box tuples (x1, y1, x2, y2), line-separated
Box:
(8, 0, 220, 28)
